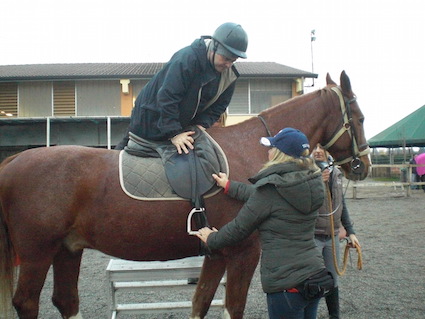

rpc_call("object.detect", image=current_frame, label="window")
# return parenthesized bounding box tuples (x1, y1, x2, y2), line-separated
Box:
(53, 81, 75, 116)
(0, 83, 18, 117)
(250, 79, 292, 114)
(228, 79, 292, 115)
(228, 80, 249, 114)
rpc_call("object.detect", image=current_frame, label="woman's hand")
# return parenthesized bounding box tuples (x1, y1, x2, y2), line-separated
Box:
(348, 234, 361, 248)
(196, 227, 218, 244)
(212, 172, 228, 188)
(171, 131, 195, 154)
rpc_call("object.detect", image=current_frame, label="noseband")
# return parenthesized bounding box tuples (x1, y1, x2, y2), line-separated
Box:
(322, 87, 370, 174)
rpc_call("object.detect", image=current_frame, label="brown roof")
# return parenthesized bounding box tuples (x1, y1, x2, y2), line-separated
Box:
(0, 62, 317, 81)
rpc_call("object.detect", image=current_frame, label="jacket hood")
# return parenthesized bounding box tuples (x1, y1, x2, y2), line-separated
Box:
(191, 38, 211, 75)
(250, 163, 324, 214)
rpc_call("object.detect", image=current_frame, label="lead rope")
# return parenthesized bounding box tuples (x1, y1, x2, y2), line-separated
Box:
(326, 183, 363, 275)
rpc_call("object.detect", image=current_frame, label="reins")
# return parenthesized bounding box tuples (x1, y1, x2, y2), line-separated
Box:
(325, 183, 363, 275)
(257, 115, 272, 137)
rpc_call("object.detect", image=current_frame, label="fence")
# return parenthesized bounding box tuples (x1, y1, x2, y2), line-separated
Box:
(348, 163, 425, 198)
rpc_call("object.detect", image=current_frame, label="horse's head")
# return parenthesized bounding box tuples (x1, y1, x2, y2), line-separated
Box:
(322, 71, 371, 181)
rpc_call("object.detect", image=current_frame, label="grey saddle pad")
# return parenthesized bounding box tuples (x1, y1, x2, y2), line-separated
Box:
(119, 130, 228, 201)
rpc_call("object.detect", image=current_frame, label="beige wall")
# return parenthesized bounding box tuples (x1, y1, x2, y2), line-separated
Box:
(226, 115, 253, 126)
(120, 84, 133, 116)
(19, 81, 52, 117)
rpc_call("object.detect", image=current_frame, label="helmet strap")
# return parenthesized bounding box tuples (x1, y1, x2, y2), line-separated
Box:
(211, 50, 217, 68)
(207, 40, 219, 69)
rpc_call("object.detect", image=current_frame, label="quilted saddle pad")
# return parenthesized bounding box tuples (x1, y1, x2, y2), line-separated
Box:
(118, 131, 228, 201)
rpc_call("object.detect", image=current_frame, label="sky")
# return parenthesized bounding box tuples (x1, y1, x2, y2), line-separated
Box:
(1, 0, 424, 140)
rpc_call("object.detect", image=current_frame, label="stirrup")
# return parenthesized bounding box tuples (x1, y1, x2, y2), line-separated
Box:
(187, 207, 205, 235)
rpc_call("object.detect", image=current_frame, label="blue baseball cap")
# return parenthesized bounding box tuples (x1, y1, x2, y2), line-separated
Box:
(260, 128, 310, 158)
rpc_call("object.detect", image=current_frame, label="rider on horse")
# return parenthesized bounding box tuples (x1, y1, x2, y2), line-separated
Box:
(115, 22, 248, 154)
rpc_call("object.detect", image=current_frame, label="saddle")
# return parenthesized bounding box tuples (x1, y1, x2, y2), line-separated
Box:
(119, 126, 229, 235)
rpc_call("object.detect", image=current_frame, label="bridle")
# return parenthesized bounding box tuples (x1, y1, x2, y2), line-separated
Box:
(257, 86, 370, 175)
(321, 86, 370, 174)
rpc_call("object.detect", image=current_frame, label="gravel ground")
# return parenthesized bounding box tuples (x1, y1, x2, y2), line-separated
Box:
(32, 180, 425, 319)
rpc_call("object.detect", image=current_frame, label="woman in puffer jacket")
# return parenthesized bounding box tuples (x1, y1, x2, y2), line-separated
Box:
(197, 128, 332, 319)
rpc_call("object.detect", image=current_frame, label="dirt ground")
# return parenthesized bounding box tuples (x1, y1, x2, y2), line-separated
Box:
(32, 179, 425, 319)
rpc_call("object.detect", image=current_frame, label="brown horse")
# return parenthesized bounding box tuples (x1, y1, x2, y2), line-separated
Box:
(0, 71, 370, 319)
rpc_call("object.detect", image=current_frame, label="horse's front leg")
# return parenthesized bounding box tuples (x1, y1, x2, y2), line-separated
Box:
(51, 246, 83, 319)
(191, 254, 226, 319)
(222, 236, 261, 319)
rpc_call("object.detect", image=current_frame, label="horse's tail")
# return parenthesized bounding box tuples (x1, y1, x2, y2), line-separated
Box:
(0, 154, 19, 318)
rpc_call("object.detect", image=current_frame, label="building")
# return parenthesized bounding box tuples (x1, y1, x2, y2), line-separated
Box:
(0, 62, 316, 158)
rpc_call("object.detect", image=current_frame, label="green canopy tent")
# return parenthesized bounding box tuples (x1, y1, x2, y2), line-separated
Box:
(368, 105, 425, 167)
(368, 105, 425, 148)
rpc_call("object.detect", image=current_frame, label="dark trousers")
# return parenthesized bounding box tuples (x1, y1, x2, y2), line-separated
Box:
(267, 291, 320, 319)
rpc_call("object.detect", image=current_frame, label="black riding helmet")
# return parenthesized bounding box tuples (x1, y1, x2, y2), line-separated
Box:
(212, 22, 248, 59)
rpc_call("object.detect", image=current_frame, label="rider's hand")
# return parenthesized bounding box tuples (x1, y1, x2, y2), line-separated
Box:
(171, 131, 195, 154)
(212, 172, 228, 189)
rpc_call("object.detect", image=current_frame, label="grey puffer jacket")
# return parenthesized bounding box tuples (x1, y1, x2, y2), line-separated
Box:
(207, 162, 326, 293)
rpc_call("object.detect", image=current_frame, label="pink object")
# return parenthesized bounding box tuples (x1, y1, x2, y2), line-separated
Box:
(415, 153, 425, 176)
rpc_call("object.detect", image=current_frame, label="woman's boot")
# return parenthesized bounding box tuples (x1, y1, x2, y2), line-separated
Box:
(325, 287, 340, 319)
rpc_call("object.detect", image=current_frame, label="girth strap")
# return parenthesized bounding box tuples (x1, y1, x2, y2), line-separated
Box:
(187, 150, 210, 229)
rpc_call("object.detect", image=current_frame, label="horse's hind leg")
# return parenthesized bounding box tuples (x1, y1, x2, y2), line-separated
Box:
(13, 260, 52, 319)
(51, 246, 83, 319)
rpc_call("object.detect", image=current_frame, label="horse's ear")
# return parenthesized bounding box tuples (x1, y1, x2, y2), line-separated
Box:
(326, 73, 336, 85)
(340, 70, 353, 94)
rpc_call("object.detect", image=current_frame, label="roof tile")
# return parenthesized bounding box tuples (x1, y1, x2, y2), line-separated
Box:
(0, 62, 316, 81)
